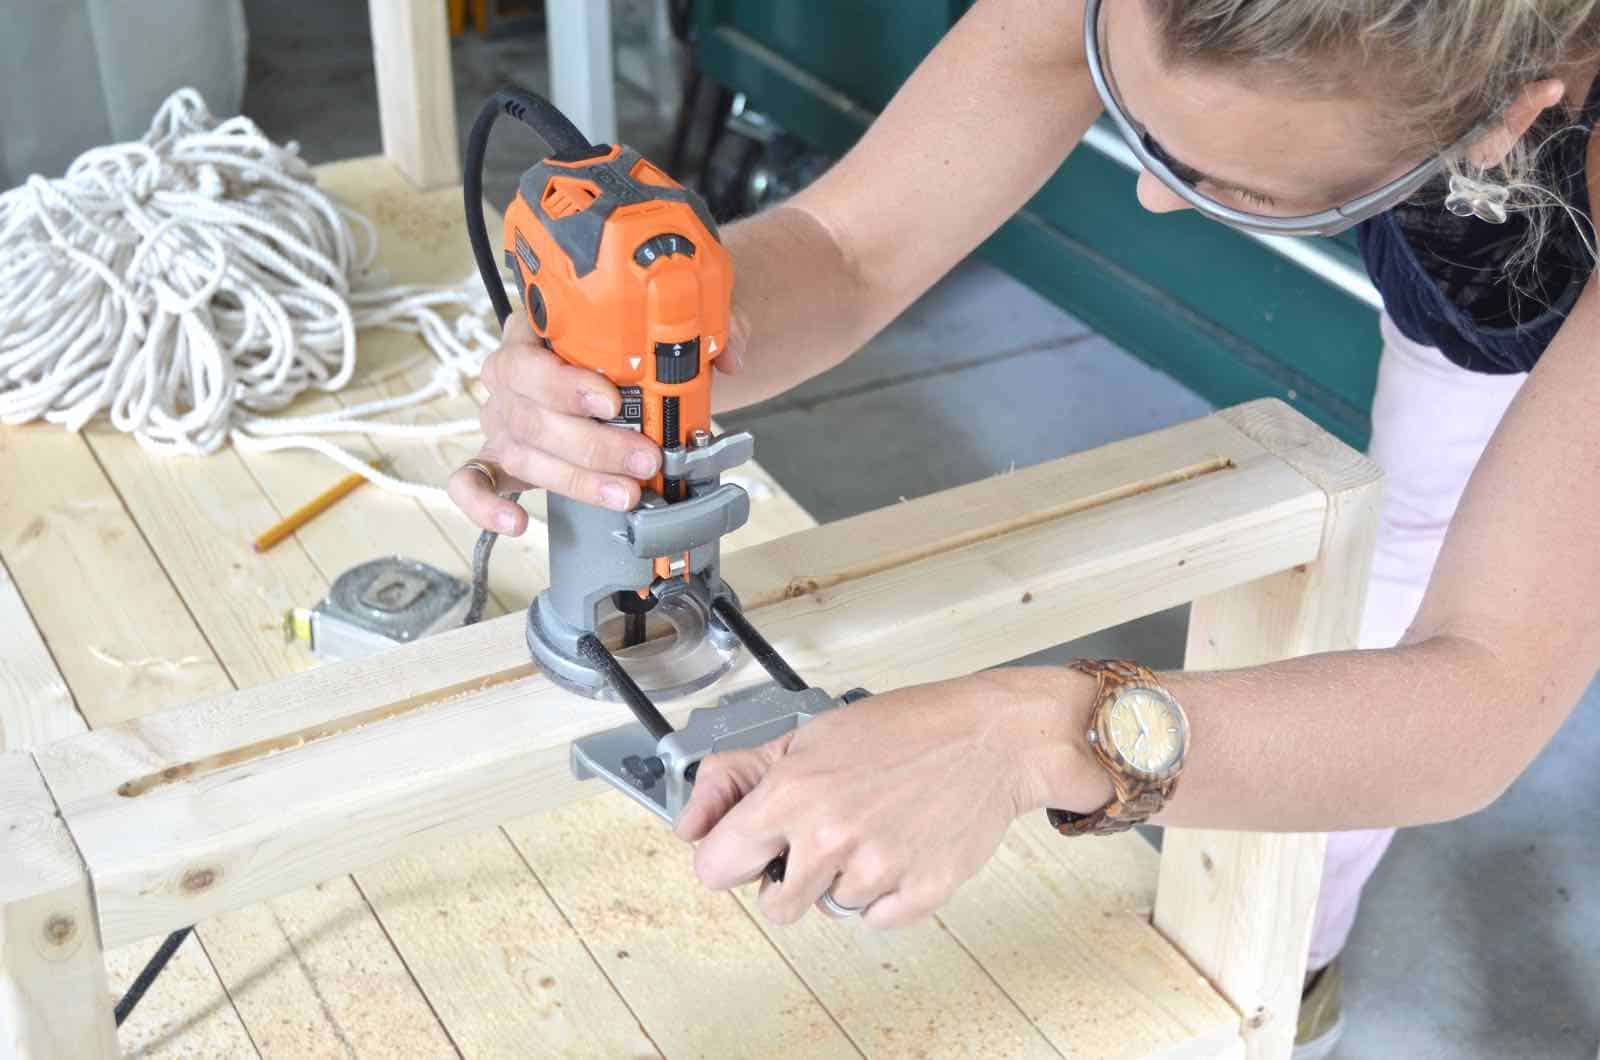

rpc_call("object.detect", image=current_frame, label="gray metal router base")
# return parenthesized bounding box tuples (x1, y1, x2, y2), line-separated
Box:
(528, 479, 751, 701)
(526, 577, 743, 700)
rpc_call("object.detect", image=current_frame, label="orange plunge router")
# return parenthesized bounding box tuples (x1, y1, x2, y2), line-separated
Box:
(464, 86, 758, 705)
(503, 141, 732, 582)
(465, 86, 867, 887)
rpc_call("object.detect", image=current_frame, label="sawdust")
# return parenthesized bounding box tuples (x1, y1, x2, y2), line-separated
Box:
(365, 187, 462, 256)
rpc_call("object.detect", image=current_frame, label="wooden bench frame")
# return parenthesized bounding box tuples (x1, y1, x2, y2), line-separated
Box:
(2, 398, 1380, 1059)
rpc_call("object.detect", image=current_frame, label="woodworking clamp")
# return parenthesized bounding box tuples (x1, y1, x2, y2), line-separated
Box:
(463, 87, 865, 855)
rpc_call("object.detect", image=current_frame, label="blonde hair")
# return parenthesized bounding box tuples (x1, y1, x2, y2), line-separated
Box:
(1149, 0, 1600, 269)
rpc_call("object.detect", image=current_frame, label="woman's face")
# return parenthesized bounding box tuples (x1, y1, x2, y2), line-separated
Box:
(1104, 0, 1419, 219)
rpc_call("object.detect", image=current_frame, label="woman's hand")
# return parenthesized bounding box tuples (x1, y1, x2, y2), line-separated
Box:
(447, 311, 746, 534)
(674, 668, 1106, 929)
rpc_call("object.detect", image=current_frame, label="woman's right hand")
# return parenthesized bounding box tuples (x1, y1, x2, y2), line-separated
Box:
(447, 311, 666, 535)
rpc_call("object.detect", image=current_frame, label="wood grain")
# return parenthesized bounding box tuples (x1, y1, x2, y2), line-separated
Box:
(1155, 398, 1384, 1060)
(0, 559, 82, 751)
(939, 812, 1244, 1060)
(0, 427, 228, 731)
(0, 431, 256, 1056)
(0, 751, 116, 1059)
(37, 404, 1324, 948)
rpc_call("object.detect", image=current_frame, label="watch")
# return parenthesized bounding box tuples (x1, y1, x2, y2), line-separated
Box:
(1047, 659, 1189, 837)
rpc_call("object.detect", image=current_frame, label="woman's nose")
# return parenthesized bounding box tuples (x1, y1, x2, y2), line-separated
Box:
(1136, 169, 1192, 214)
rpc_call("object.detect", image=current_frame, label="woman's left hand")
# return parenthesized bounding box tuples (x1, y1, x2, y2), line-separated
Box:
(673, 668, 1105, 929)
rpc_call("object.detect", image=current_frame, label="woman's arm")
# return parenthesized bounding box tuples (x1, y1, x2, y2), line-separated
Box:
(1086, 273, 1600, 831)
(710, 0, 1102, 410)
(678, 240, 1600, 930)
(1025, 130, 1600, 832)
(450, 0, 1101, 525)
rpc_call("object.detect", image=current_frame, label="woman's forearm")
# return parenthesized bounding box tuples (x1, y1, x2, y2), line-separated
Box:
(712, 204, 887, 411)
(1019, 633, 1579, 832)
(711, 0, 1100, 413)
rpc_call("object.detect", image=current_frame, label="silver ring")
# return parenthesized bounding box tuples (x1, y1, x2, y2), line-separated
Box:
(816, 888, 863, 919)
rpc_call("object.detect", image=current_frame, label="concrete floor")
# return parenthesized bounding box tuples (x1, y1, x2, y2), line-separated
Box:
(237, 5, 1598, 1057)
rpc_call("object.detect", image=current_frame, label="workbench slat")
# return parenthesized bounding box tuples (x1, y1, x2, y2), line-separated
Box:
(0, 559, 83, 750)
(939, 812, 1246, 1059)
(0, 428, 229, 730)
(0, 430, 260, 1057)
(77, 427, 460, 1058)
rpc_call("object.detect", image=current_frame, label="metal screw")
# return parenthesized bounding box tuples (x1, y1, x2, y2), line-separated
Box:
(689, 429, 712, 449)
(622, 754, 665, 790)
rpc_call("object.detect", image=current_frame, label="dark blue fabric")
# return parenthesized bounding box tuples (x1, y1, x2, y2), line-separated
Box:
(1356, 207, 1586, 374)
(1356, 85, 1598, 375)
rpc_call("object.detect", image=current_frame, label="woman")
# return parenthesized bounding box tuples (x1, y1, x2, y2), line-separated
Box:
(449, 2, 1600, 1054)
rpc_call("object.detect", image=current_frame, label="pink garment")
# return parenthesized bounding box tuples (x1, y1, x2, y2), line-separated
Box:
(1306, 312, 1527, 970)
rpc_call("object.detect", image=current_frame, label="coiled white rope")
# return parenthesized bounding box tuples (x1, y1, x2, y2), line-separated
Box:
(0, 87, 499, 504)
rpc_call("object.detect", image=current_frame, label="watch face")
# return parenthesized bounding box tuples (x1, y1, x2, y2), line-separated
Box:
(1106, 688, 1185, 776)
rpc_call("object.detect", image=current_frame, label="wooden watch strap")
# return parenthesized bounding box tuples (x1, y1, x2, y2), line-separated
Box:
(1047, 658, 1175, 837)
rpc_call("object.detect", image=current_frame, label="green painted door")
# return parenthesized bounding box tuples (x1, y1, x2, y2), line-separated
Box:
(694, 1, 1382, 447)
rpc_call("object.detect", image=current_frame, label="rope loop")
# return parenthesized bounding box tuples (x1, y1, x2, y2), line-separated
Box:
(0, 87, 504, 501)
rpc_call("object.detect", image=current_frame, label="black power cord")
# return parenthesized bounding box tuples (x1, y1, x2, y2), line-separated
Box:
(114, 927, 190, 1026)
(461, 86, 603, 627)
(464, 86, 595, 330)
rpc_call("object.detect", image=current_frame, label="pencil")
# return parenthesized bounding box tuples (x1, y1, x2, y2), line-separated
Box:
(252, 462, 377, 553)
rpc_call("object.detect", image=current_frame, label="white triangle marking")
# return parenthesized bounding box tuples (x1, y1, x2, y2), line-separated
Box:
(708, 337, 718, 353)
(628, 357, 642, 370)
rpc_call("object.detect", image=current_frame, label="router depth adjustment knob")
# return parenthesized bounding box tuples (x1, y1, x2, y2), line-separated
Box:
(654, 338, 700, 384)
(633, 233, 696, 267)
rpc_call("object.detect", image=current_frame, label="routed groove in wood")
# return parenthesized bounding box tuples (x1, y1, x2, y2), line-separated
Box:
(761, 456, 1233, 607)
(115, 665, 537, 798)
(112, 454, 1236, 800)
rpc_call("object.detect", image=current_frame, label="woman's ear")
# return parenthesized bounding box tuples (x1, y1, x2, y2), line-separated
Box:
(1467, 79, 1568, 168)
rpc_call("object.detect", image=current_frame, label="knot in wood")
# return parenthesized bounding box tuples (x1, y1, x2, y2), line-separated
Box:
(182, 867, 219, 893)
(43, 913, 77, 948)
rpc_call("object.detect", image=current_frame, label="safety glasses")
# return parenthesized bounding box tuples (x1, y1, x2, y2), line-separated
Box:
(1082, 0, 1483, 237)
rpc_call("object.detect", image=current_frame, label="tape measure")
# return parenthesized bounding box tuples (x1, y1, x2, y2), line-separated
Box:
(285, 557, 469, 661)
